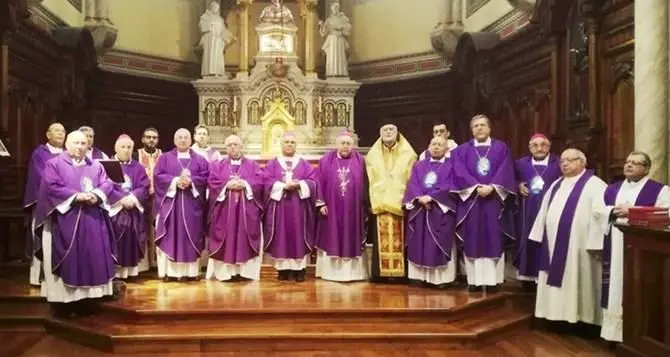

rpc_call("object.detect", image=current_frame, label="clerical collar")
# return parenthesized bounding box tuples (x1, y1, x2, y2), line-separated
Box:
(625, 176, 648, 187)
(230, 156, 242, 165)
(46, 143, 63, 154)
(142, 147, 157, 154)
(191, 144, 211, 152)
(430, 157, 445, 163)
(177, 151, 190, 158)
(71, 157, 85, 166)
(532, 155, 549, 165)
(336, 152, 351, 159)
(114, 155, 131, 164)
(473, 137, 491, 147)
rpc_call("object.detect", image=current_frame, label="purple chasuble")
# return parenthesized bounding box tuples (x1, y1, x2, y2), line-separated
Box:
(24, 144, 61, 209)
(450, 139, 517, 258)
(263, 157, 317, 260)
(539, 170, 594, 287)
(24, 144, 61, 257)
(208, 157, 263, 264)
(403, 158, 457, 267)
(513, 154, 561, 278)
(108, 160, 150, 268)
(91, 147, 107, 160)
(315, 150, 366, 258)
(601, 179, 663, 307)
(33, 153, 116, 286)
(154, 149, 209, 263)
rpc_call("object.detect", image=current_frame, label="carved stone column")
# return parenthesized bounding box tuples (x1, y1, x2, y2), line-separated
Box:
(581, 2, 601, 129)
(634, 0, 668, 182)
(237, 0, 252, 77)
(84, 0, 117, 54)
(300, 0, 318, 77)
(430, 0, 463, 62)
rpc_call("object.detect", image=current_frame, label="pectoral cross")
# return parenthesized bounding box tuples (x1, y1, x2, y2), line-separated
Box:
(337, 166, 350, 197)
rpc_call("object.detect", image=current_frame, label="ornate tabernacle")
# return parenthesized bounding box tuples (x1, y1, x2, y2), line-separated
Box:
(192, 0, 361, 159)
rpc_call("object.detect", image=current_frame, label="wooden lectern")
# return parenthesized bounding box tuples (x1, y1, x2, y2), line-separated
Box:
(616, 223, 670, 357)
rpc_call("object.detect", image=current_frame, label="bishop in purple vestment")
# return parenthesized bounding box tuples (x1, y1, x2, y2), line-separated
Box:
(79, 126, 109, 160)
(263, 132, 317, 282)
(154, 129, 209, 281)
(107, 135, 150, 280)
(315, 131, 368, 282)
(404, 137, 458, 288)
(34, 131, 116, 317)
(514, 134, 561, 288)
(206, 135, 263, 281)
(450, 115, 516, 293)
(25, 122, 65, 286)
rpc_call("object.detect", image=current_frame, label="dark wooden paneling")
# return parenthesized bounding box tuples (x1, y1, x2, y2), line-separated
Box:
(0, 2, 198, 262)
(354, 72, 457, 152)
(86, 70, 198, 154)
(454, 0, 634, 181)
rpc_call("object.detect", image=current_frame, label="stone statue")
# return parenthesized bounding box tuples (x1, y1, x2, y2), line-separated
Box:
(199, 1, 234, 77)
(250, 101, 260, 125)
(295, 101, 305, 125)
(258, 0, 294, 25)
(319, 2, 352, 77)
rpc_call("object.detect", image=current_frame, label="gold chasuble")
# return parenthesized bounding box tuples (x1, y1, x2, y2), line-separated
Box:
(365, 135, 417, 277)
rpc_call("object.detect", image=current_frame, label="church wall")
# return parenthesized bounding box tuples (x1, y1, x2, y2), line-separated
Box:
(463, 0, 514, 32)
(41, 0, 84, 27)
(110, 0, 204, 62)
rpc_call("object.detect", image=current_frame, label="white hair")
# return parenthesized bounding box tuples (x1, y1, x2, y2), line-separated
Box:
(65, 130, 87, 150)
(562, 148, 587, 166)
(224, 135, 242, 146)
(379, 124, 397, 135)
(174, 128, 191, 138)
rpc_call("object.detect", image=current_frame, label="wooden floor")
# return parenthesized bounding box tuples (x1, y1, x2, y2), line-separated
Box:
(0, 269, 615, 356)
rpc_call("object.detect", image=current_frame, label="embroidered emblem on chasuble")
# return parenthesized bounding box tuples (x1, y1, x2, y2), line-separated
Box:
(376, 212, 405, 277)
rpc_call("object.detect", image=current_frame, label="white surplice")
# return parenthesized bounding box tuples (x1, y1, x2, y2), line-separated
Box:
(592, 177, 670, 342)
(529, 170, 607, 325)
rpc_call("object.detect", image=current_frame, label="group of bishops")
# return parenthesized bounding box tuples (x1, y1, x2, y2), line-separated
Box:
(23, 116, 670, 345)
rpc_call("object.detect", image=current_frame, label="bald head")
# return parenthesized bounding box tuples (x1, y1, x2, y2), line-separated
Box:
(225, 135, 243, 159)
(46, 122, 65, 148)
(281, 132, 297, 157)
(428, 136, 447, 159)
(336, 134, 354, 157)
(65, 131, 88, 160)
(560, 148, 587, 177)
(174, 128, 192, 152)
(115, 135, 134, 162)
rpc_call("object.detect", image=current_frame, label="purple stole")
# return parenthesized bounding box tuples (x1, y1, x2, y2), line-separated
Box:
(601, 179, 664, 307)
(539, 170, 593, 287)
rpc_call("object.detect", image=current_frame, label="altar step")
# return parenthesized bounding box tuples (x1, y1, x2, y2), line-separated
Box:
(44, 293, 533, 354)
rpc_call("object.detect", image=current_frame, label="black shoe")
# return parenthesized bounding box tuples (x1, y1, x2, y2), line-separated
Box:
(434, 282, 454, 290)
(278, 271, 289, 281)
(521, 281, 537, 293)
(485, 285, 499, 294)
(295, 270, 306, 282)
(468, 285, 483, 293)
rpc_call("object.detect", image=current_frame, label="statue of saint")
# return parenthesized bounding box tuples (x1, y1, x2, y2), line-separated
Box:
(319, 2, 352, 77)
(258, 0, 294, 25)
(199, 1, 234, 77)
(250, 101, 260, 125)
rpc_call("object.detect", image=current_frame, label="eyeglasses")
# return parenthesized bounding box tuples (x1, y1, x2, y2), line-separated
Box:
(560, 157, 581, 163)
(624, 160, 647, 166)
